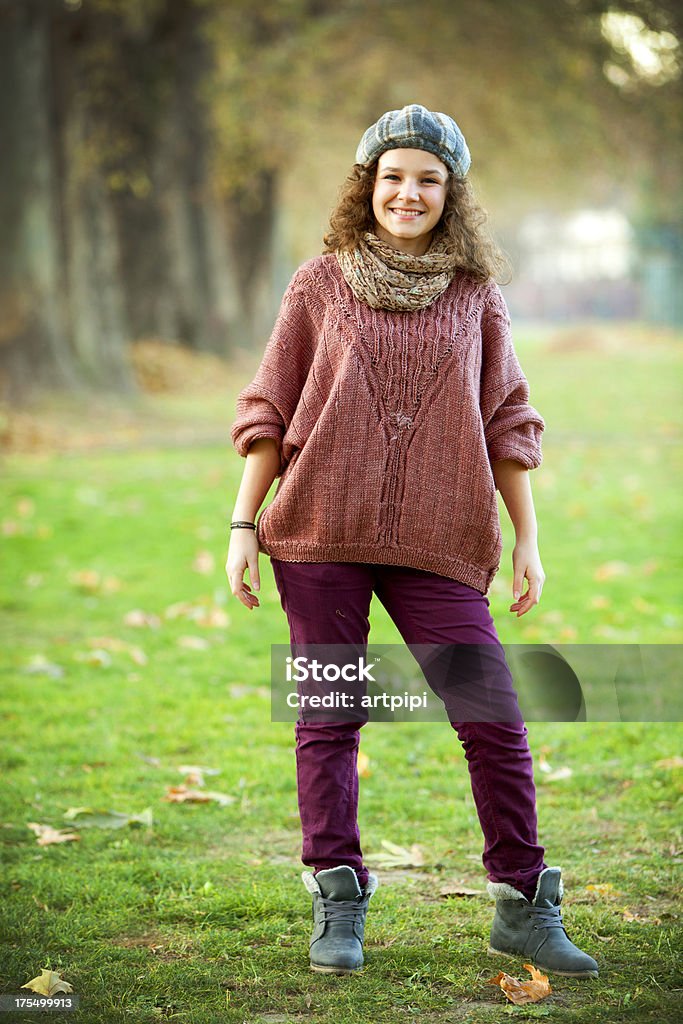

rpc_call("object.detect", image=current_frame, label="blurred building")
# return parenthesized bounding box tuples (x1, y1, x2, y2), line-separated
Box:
(635, 222, 683, 327)
(504, 208, 641, 321)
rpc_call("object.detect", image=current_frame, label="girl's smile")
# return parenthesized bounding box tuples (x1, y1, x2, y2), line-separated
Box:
(390, 208, 424, 218)
(372, 148, 448, 255)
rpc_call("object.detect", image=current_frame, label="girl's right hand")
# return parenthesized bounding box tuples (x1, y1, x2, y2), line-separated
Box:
(226, 529, 261, 609)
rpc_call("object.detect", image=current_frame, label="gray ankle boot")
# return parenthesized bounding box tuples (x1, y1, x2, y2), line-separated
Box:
(487, 866, 598, 978)
(302, 865, 379, 974)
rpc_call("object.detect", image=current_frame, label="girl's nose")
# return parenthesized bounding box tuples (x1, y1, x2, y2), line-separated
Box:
(397, 179, 420, 201)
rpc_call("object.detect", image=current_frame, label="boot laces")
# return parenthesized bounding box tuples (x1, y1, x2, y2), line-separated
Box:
(529, 900, 565, 930)
(319, 894, 367, 925)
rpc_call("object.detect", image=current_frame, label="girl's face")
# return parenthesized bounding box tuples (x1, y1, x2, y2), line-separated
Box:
(371, 148, 449, 256)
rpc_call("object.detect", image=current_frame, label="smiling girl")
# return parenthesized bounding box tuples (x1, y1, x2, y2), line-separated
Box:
(228, 104, 598, 981)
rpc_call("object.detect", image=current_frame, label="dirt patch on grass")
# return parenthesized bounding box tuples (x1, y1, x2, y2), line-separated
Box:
(374, 868, 441, 886)
(204, 827, 302, 865)
(372, 869, 486, 900)
(0, 344, 259, 454)
(110, 929, 196, 961)
(392, 1002, 531, 1022)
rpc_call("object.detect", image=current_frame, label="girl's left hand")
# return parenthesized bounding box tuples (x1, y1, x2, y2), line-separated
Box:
(509, 540, 545, 617)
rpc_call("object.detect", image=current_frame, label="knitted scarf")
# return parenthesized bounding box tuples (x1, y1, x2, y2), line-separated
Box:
(336, 229, 458, 312)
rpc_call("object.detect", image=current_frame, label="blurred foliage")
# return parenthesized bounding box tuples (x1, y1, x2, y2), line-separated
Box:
(191, 0, 682, 214)
(48, 0, 681, 217)
(1, 0, 681, 396)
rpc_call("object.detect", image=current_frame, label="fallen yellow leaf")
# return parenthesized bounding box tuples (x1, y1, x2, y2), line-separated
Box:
(21, 969, 73, 996)
(87, 637, 148, 664)
(26, 823, 80, 846)
(16, 497, 36, 518)
(178, 635, 210, 650)
(176, 765, 219, 787)
(193, 550, 215, 575)
(69, 569, 101, 591)
(594, 560, 629, 581)
(124, 609, 161, 628)
(586, 883, 623, 898)
(163, 785, 235, 806)
(623, 908, 661, 924)
(558, 626, 578, 641)
(197, 607, 229, 627)
(364, 839, 425, 868)
(438, 884, 484, 897)
(488, 964, 552, 1004)
(655, 756, 683, 770)
(164, 600, 228, 628)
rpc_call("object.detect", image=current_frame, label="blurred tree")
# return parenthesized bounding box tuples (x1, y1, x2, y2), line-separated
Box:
(0, 0, 154, 396)
(0, 0, 680, 400)
(585, 0, 683, 325)
(0, 0, 236, 398)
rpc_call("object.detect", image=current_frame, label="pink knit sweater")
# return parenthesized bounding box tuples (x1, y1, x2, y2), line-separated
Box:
(230, 254, 544, 595)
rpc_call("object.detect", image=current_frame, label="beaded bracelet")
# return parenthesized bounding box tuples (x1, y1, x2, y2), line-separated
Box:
(230, 520, 256, 530)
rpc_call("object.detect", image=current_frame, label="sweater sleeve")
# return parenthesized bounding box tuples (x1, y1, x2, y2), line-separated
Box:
(479, 281, 545, 474)
(230, 268, 316, 477)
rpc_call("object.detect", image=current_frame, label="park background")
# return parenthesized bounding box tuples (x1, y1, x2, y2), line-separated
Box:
(1, 1, 682, 1022)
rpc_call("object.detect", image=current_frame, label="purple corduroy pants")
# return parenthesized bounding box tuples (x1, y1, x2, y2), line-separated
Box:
(270, 558, 547, 900)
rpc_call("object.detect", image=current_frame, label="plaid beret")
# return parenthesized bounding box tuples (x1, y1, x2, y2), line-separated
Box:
(355, 103, 471, 177)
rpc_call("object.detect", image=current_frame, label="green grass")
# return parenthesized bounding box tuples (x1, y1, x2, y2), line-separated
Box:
(1, 327, 682, 1022)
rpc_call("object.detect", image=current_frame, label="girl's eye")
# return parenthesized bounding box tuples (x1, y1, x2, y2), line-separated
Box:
(383, 175, 439, 184)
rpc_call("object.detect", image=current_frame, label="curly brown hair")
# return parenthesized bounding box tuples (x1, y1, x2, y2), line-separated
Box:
(322, 162, 511, 284)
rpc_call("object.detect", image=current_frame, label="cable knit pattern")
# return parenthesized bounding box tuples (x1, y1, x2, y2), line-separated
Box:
(230, 253, 544, 595)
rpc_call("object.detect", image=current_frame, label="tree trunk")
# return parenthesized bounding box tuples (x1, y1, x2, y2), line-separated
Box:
(0, 1, 76, 402)
(223, 170, 279, 349)
(59, 88, 133, 389)
(115, 0, 253, 354)
(0, 1, 136, 401)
